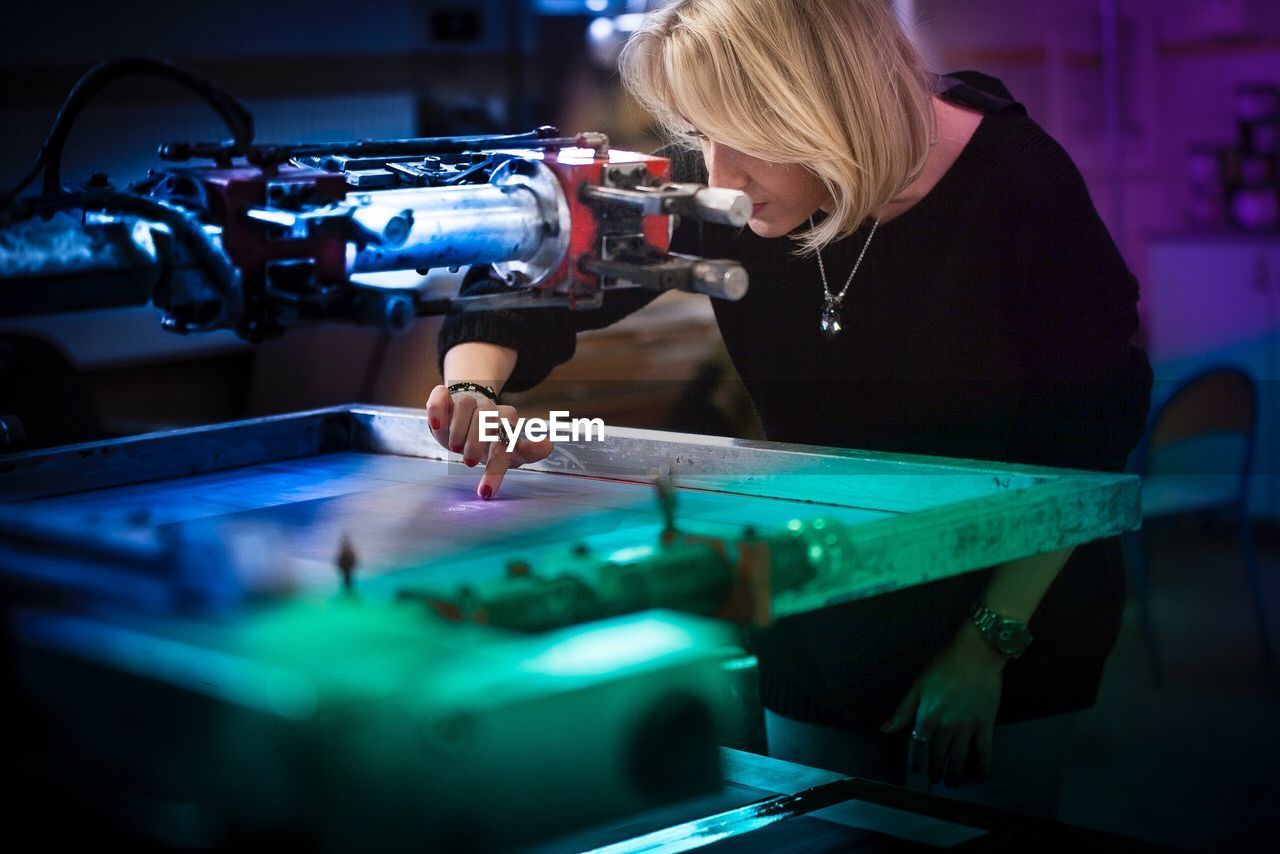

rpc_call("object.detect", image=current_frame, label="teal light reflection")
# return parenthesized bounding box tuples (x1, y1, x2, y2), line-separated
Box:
(521, 618, 695, 677)
(606, 544, 657, 564)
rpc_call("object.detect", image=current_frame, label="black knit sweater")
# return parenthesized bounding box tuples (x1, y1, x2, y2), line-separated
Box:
(437, 73, 1153, 727)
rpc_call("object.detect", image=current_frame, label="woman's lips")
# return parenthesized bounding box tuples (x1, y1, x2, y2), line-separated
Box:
(751, 202, 767, 216)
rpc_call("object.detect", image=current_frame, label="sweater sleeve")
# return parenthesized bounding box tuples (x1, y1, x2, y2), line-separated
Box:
(1006, 128, 1153, 473)
(435, 144, 711, 393)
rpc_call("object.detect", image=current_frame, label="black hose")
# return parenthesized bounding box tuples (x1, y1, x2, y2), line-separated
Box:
(158, 126, 562, 167)
(1, 57, 255, 207)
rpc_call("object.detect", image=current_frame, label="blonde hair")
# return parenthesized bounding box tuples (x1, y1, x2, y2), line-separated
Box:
(620, 0, 936, 253)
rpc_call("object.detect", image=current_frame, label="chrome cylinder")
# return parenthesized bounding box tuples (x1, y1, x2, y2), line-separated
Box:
(687, 258, 749, 301)
(345, 159, 568, 284)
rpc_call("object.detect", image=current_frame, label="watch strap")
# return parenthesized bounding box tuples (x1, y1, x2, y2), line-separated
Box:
(970, 602, 1033, 658)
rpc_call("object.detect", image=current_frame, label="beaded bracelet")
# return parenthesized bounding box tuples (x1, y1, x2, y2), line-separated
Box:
(447, 381, 499, 403)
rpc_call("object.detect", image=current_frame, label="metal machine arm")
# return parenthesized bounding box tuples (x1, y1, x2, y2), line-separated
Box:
(0, 59, 750, 341)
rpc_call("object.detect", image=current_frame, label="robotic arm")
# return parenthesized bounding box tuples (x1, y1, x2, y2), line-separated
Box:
(0, 59, 750, 342)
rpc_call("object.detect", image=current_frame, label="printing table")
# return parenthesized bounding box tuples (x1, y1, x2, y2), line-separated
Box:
(0, 405, 1142, 850)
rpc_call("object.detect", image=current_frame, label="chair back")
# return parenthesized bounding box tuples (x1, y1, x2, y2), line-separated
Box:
(1133, 367, 1257, 509)
(1150, 369, 1255, 449)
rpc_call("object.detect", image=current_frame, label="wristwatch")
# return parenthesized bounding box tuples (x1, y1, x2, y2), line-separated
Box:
(970, 602, 1033, 658)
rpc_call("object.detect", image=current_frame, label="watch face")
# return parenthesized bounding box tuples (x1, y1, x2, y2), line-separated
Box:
(995, 619, 1030, 655)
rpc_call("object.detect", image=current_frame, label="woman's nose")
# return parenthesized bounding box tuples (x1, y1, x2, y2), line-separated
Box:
(703, 140, 749, 191)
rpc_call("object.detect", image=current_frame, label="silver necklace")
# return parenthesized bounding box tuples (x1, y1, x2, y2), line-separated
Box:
(811, 215, 880, 340)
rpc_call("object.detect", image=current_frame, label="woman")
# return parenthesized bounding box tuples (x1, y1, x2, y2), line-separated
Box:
(427, 0, 1151, 818)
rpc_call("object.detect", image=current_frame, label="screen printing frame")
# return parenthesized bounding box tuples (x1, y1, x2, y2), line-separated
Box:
(0, 404, 1140, 614)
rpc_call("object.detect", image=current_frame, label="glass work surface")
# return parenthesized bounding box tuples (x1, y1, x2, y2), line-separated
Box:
(1, 407, 1140, 615)
(19, 450, 894, 593)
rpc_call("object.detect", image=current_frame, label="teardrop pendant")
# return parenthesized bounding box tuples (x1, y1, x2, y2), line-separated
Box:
(819, 297, 843, 340)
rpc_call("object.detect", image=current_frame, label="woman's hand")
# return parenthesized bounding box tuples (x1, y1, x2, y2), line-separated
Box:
(881, 625, 1007, 788)
(425, 384, 553, 500)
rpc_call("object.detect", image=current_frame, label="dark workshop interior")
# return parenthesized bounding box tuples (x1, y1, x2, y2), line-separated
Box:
(1, 1, 1278, 851)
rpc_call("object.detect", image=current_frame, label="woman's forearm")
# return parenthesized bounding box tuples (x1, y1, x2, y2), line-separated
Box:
(981, 547, 1075, 622)
(950, 547, 1075, 666)
(442, 342, 519, 394)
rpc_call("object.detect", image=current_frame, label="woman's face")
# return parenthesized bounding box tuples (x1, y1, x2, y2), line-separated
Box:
(698, 136, 832, 237)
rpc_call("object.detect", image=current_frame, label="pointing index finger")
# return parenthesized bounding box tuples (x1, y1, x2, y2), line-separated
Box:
(479, 446, 511, 500)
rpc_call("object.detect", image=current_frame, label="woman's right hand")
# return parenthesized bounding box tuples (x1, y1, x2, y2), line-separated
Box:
(425, 384, 553, 500)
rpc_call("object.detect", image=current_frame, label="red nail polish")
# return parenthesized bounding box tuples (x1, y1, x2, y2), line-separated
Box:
(465, 458, 477, 468)
(451, 444, 463, 453)
(430, 418, 440, 430)
(480, 484, 493, 500)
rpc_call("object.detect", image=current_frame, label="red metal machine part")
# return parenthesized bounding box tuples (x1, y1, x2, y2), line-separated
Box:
(542, 148, 673, 298)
